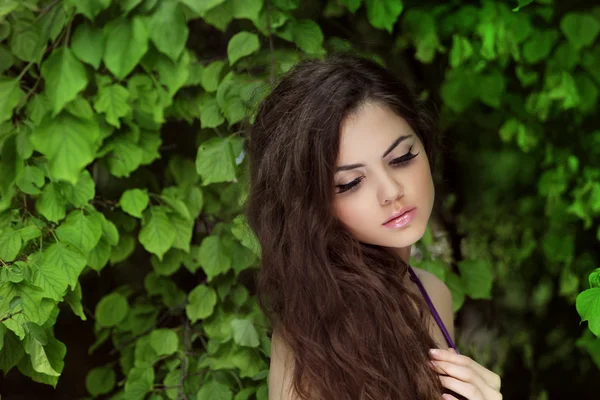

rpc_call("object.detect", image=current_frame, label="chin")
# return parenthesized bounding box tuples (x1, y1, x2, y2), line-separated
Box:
(361, 221, 427, 249)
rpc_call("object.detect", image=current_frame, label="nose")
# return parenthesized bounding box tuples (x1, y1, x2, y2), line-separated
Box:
(378, 172, 403, 206)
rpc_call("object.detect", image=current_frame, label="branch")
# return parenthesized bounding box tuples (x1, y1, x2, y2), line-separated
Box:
(0, 310, 24, 323)
(38, 0, 62, 15)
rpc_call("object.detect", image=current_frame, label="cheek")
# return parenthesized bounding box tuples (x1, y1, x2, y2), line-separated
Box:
(333, 196, 371, 230)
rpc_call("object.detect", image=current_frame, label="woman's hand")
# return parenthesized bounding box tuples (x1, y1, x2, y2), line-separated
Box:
(429, 348, 502, 400)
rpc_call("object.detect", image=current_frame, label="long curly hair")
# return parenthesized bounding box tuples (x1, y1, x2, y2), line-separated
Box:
(246, 54, 445, 399)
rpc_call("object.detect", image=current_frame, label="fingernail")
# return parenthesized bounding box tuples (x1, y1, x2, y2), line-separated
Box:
(429, 349, 439, 356)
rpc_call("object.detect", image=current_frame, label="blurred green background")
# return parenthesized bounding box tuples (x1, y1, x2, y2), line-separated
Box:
(0, 0, 599, 399)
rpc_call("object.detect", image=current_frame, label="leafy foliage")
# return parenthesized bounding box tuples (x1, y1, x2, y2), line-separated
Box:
(0, 0, 598, 398)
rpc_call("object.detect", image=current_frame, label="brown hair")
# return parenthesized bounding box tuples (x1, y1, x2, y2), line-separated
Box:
(246, 54, 444, 399)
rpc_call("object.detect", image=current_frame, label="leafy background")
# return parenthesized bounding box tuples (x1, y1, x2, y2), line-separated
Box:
(0, 0, 599, 399)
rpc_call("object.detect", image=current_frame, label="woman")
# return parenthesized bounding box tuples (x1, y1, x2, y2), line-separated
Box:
(246, 54, 502, 400)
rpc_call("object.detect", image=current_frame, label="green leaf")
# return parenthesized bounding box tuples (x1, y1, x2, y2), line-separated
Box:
(402, 10, 440, 63)
(149, 0, 189, 61)
(120, 0, 143, 13)
(186, 284, 218, 323)
(231, 215, 260, 257)
(61, 170, 95, 207)
(16, 165, 45, 196)
(64, 282, 86, 321)
(87, 238, 112, 272)
(0, 45, 13, 73)
(198, 94, 225, 128)
(86, 366, 116, 396)
(40, 242, 87, 293)
(94, 84, 131, 128)
(0, 228, 21, 262)
(106, 135, 143, 178)
(154, 51, 191, 95)
(98, 215, 119, 246)
(103, 17, 149, 79)
(180, 0, 227, 15)
(0, 281, 51, 338)
(231, 0, 262, 21)
(17, 335, 66, 388)
(150, 248, 185, 276)
(110, 233, 136, 265)
(195, 137, 236, 185)
(149, 329, 179, 356)
(222, 235, 255, 275)
(589, 268, 600, 289)
(9, 20, 44, 63)
(365, 0, 403, 33)
(477, 72, 506, 108)
(168, 156, 199, 186)
(560, 13, 600, 50)
(227, 31, 260, 65)
(449, 35, 473, 68)
(23, 336, 60, 376)
(290, 19, 325, 55)
(230, 319, 260, 347)
(0, 328, 25, 374)
(119, 188, 150, 218)
(56, 210, 102, 253)
(576, 288, 600, 337)
(69, 0, 111, 20)
(27, 94, 52, 125)
(0, 77, 24, 123)
(95, 292, 129, 327)
(457, 259, 494, 300)
(202, 61, 225, 92)
(445, 272, 465, 312)
(139, 130, 162, 165)
(197, 381, 233, 400)
(30, 114, 100, 184)
(41, 48, 89, 116)
(169, 215, 193, 253)
(340, 0, 362, 12)
(523, 29, 559, 64)
(139, 207, 176, 260)
(198, 235, 231, 281)
(35, 183, 67, 223)
(71, 23, 105, 69)
(124, 366, 154, 400)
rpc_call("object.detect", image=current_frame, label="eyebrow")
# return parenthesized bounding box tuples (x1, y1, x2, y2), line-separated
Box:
(335, 135, 412, 172)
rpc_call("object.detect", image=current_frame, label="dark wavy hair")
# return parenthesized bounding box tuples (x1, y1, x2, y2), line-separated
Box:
(246, 54, 444, 399)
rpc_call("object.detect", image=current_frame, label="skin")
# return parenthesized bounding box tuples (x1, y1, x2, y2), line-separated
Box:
(329, 100, 502, 400)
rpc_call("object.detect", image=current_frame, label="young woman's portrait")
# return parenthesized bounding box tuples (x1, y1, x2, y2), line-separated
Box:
(246, 55, 502, 400)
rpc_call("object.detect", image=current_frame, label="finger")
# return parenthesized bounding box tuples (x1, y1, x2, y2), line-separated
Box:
(442, 395, 459, 400)
(439, 375, 485, 400)
(430, 360, 485, 386)
(432, 360, 502, 400)
(430, 349, 501, 390)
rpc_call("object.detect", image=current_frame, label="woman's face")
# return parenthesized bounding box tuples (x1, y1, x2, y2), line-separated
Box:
(332, 101, 434, 252)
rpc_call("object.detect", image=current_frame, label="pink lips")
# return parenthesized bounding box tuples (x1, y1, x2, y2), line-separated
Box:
(382, 207, 417, 229)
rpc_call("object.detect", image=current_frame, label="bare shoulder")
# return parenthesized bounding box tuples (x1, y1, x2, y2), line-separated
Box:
(269, 328, 301, 400)
(411, 267, 455, 342)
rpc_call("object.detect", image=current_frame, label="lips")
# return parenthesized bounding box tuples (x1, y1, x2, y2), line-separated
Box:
(382, 207, 416, 225)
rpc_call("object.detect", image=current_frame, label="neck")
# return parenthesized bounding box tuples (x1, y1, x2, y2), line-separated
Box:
(389, 245, 412, 264)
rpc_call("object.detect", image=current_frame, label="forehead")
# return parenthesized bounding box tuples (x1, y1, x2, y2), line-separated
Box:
(338, 102, 415, 160)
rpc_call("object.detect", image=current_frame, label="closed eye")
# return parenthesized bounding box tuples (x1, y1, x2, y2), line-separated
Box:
(335, 147, 420, 194)
(390, 146, 419, 167)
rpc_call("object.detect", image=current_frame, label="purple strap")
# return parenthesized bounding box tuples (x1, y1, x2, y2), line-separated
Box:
(407, 266, 459, 354)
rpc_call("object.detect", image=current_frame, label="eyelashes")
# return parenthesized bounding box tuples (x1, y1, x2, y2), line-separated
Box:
(335, 147, 420, 194)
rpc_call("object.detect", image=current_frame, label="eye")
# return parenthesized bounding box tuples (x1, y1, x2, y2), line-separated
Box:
(390, 146, 419, 167)
(335, 176, 364, 194)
